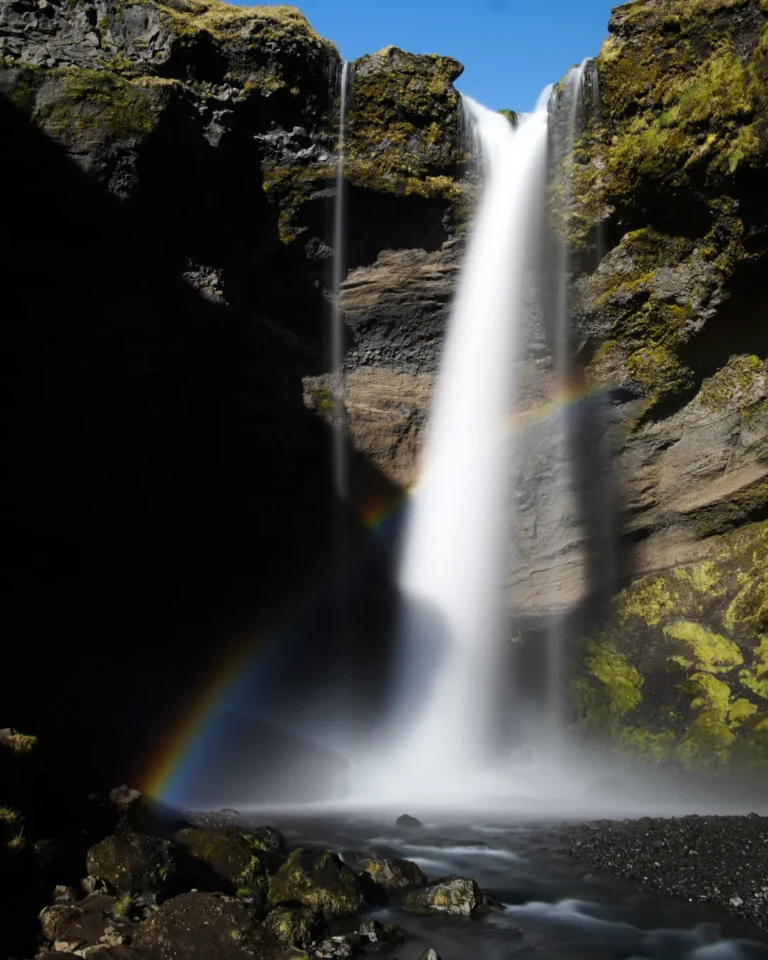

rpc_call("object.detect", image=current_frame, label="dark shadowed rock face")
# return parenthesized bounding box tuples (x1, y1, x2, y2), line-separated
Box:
(0, 0, 464, 793)
(86, 833, 178, 900)
(171, 826, 284, 896)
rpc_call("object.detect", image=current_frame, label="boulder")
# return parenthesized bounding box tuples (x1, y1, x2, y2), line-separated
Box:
(40, 893, 138, 953)
(85, 832, 177, 900)
(395, 815, 422, 829)
(132, 891, 303, 960)
(268, 849, 363, 918)
(418, 951, 442, 960)
(359, 856, 426, 903)
(264, 905, 318, 948)
(171, 827, 281, 896)
(357, 919, 407, 953)
(312, 919, 406, 958)
(40, 902, 82, 942)
(402, 876, 488, 917)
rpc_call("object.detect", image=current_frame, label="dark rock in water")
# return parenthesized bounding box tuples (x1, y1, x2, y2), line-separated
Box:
(313, 933, 361, 959)
(86, 832, 178, 900)
(132, 891, 290, 960)
(171, 826, 281, 896)
(360, 856, 427, 903)
(358, 919, 407, 953)
(312, 918, 407, 957)
(402, 876, 488, 917)
(269, 848, 364, 919)
(176, 712, 351, 806)
(264, 905, 318, 948)
(395, 815, 423, 829)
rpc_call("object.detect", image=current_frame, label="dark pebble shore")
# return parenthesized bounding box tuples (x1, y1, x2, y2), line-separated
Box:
(559, 814, 768, 931)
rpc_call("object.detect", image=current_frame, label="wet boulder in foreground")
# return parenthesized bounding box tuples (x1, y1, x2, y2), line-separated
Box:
(171, 826, 282, 897)
(40, 892, 139, 953)
(264, 904, 318, 948)
(269, 848, 364, 918)
(402, 876, 488, 916)
(360, 855, 427, 903)
(313, 919, 406, 958)
(132, 891, 304, 960)
(358, 919, 407, 953)
(85, 832, 178, 901)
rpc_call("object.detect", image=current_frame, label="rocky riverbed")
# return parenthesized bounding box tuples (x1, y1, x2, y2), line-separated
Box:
(14, 790, 768, 960)
(560, 814, 768, 935)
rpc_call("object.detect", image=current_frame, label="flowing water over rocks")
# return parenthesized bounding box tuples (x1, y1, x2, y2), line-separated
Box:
(243, 812, 768, 960)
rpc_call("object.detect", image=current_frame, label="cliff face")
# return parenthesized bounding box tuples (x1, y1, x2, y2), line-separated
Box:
(554, 0, 768, 771)
(2, 0, 768, 780)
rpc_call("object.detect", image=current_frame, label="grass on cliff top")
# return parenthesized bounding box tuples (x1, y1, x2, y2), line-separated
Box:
(157, 0, 333, 48)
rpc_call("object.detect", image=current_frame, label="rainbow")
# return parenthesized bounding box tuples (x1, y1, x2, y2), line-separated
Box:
(141, 382, 611, 804)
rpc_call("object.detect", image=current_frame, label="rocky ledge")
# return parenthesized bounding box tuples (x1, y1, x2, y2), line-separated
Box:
(560, 814, 768, 931)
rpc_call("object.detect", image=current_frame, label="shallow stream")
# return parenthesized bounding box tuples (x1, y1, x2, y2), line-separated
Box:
(246, 812, 768, 960)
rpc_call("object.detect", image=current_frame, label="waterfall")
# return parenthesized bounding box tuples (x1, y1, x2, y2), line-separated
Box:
(331, 60, 350, 501)
(354, 91, 552, 804)
(543, 59, 593, 746)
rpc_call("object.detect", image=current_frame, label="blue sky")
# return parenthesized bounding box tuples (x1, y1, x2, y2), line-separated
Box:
(263, 0, 619, 111)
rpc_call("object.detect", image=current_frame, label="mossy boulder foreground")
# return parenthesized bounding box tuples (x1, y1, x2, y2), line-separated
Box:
(359, 854, 427, 903)
(402, 876, 488, 916)
(268, 848, 364, 918)
(171, 826, 284, 897)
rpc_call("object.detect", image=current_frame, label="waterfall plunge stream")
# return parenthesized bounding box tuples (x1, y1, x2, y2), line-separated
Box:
(354, 92, 553, 806)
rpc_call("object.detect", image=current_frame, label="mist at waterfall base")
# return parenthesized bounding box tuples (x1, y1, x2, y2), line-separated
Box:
(166, 77, 768, 821)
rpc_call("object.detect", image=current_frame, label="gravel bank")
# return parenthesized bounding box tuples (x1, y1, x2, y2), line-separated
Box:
(560, 815, 768, 931)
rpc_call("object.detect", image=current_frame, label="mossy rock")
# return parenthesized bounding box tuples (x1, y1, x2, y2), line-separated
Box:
(401, 876, 488, 917)
(268, 848, 363, 919)
(359, 855, 427, 903)
(86, 832, 178, 899)
(132, 890, 305, 960)
(558, 0, 768, 425)
(264, 905, 317, 948)
(345, 47, 463, 199)
(573, 521, 768, 774)
(32, 67, 165, 145)
(155, 0, 338, 105)
(172, 827, 282, 896)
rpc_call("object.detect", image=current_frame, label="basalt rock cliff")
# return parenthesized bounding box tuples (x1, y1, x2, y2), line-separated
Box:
(0, 0, 466, 781)
(2, 0, 768, 809)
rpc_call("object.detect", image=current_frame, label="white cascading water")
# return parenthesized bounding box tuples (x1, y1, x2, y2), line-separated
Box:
(544, 59, 592, 746)
(353, 90, 552, 805)
(331, 60, 350, 501)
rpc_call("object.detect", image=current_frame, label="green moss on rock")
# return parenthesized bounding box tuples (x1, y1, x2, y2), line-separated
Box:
(572, 638, 643, 734)
(268, 848, 363, 919)
(575, 522, 768, 775)
(38, 68, 159, 143)
(345, 46, 463, 199)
